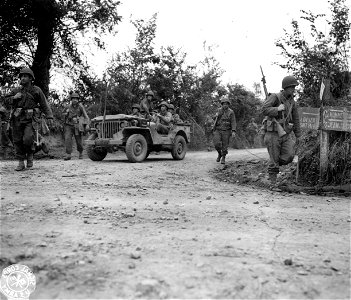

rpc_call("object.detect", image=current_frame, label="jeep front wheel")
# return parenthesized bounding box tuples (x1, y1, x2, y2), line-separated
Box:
(125, 134, 148, 163)
(171, 135, 187, 160)
(86, 133, 108, 161)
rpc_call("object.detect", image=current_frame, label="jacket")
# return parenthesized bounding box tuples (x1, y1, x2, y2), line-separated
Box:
(262, 92, 301, 138)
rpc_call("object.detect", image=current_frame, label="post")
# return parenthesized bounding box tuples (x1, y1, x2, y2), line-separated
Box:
(319, 129, 329, 182)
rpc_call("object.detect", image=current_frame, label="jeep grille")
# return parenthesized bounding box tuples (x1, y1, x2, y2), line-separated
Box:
(98, 121, 121, 138)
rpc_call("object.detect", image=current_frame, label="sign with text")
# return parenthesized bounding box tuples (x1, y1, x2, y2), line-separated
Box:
(299, 107, 320, 130)
(322, 106, 351, 132)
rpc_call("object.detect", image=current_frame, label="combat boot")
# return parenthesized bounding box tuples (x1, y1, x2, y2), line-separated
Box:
(64, 154, 71, 161)
(15, 160, 25, 171)
(220, 155, 226, 164)
(27, 153, 34, 168)
(216, 151, 222, 162)
(78, 152, 83, 159)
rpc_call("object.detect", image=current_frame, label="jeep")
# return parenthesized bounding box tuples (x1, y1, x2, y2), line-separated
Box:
(85, 114, 191, 162)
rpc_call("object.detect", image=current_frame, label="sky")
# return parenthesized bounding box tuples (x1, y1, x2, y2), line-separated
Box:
(83, 0, 350, 94)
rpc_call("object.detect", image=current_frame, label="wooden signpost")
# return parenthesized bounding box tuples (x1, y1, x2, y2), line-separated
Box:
(298, 106, 351, 182)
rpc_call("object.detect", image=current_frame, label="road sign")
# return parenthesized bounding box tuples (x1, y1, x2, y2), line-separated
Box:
(322, 106, 351, 132)
(299, 107, 320, 130)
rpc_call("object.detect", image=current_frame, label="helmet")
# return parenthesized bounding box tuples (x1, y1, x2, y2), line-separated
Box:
(282, 76, 298, 89)
(132, 103, 141, 110)
(70, 92, 79, 99)
(168, 104, 175, 110)
(146, 90, 154, 97)
(158, 101, 169, 109)
(220, 97, 230, 105)
(19, 68, 35, 80)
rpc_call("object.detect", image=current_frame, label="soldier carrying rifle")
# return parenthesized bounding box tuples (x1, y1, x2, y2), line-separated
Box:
(5, 68, 53, 171)
(260, 69, 301, 185)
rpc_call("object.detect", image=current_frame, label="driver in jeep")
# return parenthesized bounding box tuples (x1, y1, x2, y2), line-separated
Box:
(152, 101, 173, 134)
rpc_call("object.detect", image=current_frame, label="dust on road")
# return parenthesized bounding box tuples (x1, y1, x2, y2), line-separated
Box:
(0, 149, 350, 299)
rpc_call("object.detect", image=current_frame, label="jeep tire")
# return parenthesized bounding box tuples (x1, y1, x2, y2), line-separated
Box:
(171, 135, 187, 160)
(86, 133, 108, 161)
(126, 134, 148, 163)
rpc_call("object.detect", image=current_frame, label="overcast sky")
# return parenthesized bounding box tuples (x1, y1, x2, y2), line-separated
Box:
(85, 0, 350, 94)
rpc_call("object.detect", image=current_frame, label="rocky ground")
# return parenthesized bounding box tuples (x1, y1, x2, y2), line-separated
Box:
(0, 148, 350, 299)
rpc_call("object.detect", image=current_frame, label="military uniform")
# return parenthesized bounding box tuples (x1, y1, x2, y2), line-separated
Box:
(246, 119, 258, 148)
(0, 104, 12, 158)
(131, 103, 142, 117)
(154, 101, 173, 134)
(213, 98, 236, 164)
(262, 76, 301, 183)
(63, 94, 89, 160)
(9, 68, 53, 170)
(140, 90, 156, 119)
(204, 114, 214, 151)
(168, 104, 183, 128)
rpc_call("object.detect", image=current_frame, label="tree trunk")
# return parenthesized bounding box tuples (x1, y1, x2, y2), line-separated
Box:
(31, 0, 58, 97)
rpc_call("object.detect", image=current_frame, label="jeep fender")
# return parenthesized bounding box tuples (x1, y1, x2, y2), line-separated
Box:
(122, 127, 153, 144)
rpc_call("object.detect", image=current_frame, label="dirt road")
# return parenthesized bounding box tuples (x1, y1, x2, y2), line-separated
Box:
(0, 149, 350, 299)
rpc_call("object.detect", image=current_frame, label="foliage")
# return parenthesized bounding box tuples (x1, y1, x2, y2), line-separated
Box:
(276, 0, 351, 186)
(275, 0, 351, 107)
(0, 0, 121, 96)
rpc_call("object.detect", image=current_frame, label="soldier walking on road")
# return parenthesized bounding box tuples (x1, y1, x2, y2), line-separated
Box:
(261, 76, 301, 185)
(246, 118, 258, 148)
(213, 97, 236, 164)
(63, 92, 89, 160)
(7, 68, 53, 171)
(0, 103, 13, 159)
(204, 114, 215, 151)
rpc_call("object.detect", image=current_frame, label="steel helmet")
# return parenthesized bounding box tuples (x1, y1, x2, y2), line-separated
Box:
(19, 68, 35, 80)
(132, 103, 141, 111)
(158, 101, 169, 109)
(70, 92, 79, 99)
(146, 90, 154, 97)
(168, 104, 175, 110)
(282, 76, 298, 89)
(220, 96, 230, 105)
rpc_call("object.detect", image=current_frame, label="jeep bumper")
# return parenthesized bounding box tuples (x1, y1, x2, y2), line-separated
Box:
(85, 138, 124, 146)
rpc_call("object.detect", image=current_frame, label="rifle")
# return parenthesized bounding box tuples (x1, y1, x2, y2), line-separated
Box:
(260, 65, 269, 99)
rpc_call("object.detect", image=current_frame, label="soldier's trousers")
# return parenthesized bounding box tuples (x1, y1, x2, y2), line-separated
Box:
(64, 125, 83, 154)
(0, 122, 11, 147)
(12, 119, 34, 159)
(264, 131, 295, 174)
(156, 123, 170, 135)
(213, 129, 231, 155)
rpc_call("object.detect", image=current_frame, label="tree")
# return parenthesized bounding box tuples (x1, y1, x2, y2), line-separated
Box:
(275, 0, 350, 107)
(0, 0, 121, 96)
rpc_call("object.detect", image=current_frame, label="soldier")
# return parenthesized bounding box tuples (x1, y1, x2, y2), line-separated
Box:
(153, 101, 173, 134)
(140, 90, 156, 119)
(63, 92, 89, 160)
(213, 97, 236, 164)
(0, 104, 12, 159)
(204, 114, 215, 151)
(168, 104, 182, 123)
(8, 68, 53, 171)
(246, 118, 258, 148)
(261, 75, 301, 185)
(131, 103, 142, 117)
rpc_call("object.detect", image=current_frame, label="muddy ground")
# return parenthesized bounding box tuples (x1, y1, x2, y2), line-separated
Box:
(0, 148, 350, 299)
